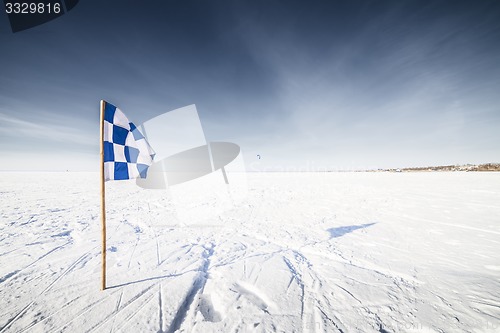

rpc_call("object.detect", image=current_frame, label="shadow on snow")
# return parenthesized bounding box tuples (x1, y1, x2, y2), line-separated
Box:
(327, 223, 376, 238)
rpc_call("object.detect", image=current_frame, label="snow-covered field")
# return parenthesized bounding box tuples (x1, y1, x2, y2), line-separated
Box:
(1, 172, 499, 333)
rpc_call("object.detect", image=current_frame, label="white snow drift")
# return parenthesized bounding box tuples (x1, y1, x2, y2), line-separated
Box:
(0, 172, 499, 332)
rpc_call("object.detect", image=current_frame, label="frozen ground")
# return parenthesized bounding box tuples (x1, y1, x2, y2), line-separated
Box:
(0, 172, 499, 332)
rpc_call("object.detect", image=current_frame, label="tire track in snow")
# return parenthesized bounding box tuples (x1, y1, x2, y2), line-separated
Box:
(283, 250, 349, 333)
(403, 215, 500, 236)
(108, 289, 124, 333)
(166, 274, 205, 333)
(155, 230, 161, 267)
(0, 241, 71, 285)
(0, 253, 89, 333)
(127, 239, 139, 269)
(159, 284, 164, 332)
(283, 251, 322, 332)
(282, 256, 306, 318)
(296, 248, 409, 331)
(109, 289, 158, 333)
(88, 284, 157, 333)
(0, 270, 20, 284)
(316, 306, 345, 333)
(0, 244, 25, 257)
(166, 243, 214, 333)
(145, 214, 162, 267)
(18, 293, 85, 333)
(334, 284, 362, 304)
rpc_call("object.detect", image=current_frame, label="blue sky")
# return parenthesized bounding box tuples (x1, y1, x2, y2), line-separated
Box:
(1, 0, 499, 171)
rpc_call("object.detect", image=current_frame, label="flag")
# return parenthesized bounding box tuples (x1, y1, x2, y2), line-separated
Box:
(102, 101, 155, 181)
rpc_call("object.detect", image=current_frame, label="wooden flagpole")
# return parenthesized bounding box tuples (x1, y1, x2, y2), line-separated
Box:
(99, 100, 107, 290)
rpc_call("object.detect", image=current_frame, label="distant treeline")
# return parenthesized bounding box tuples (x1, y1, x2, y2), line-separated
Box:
(377, 163, 500, 172)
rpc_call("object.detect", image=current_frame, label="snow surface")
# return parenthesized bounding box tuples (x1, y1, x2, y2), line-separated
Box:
(1, 172, 499, 333)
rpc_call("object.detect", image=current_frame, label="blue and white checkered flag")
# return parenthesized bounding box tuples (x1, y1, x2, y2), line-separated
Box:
(102, 101, 155, 181)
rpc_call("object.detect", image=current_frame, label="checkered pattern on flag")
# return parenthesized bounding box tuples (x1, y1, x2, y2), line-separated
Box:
(103, 102, 155, 181)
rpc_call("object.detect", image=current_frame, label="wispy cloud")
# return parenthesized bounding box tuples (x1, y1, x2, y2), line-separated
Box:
(1, 1, 499, 170)
(0, 112, 95, 149)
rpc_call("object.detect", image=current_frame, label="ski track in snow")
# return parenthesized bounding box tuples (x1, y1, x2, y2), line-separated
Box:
(1, 172, 500, 332)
